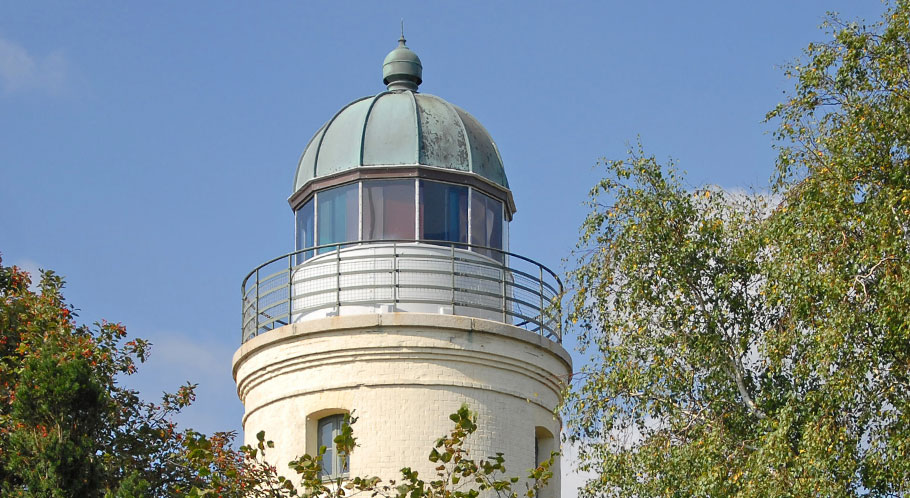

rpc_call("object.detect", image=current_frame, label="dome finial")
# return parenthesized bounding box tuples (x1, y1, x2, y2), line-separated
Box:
(383, 26, 422, 92)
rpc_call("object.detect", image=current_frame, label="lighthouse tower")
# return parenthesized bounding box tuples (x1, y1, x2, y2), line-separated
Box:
(232, 37, 571, 496)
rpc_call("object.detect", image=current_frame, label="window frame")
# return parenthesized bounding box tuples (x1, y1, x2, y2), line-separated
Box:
(418, 179, 469, 245)
(316, 182, 360, 253)
(295, 198, 315, 264)
(361, 178, 417, 241)
(293, 179, 509, 258)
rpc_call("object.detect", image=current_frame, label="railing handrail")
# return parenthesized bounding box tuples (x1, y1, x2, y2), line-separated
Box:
(241, 239, 562, 293)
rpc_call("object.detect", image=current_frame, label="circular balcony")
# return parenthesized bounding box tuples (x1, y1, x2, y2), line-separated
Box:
(241, 240, 562, 344)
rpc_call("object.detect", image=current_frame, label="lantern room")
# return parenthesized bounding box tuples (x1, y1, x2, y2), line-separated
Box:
(241, 36, 561, 344)
(289, 43, 514, 259)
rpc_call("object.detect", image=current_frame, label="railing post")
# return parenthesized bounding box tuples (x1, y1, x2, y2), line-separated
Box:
(450, 243, 456, 314)
(539, 266, 545, 337)
(501, 259, 507, 324)
(336, 246, 342, 311)
(393, 241, 399, 305)
(557, 300, 562, 343)
(288, 254, 293, 326)
(255, 268, 260, 337)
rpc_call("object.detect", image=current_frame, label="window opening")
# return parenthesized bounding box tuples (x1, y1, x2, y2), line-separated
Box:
(318, 414, 349, 479)
(363, 179, 416, 241)
(419, 180, 468, 245)
(534, 427, 557, 498)
(469, 189, 504, 261)
(317, 183, 359, 253)
(295, 199, 315, 264)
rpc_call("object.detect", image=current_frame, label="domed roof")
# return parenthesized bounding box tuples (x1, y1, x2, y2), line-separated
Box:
(292, 37, 508, 195)
(293, 92, 508, 193)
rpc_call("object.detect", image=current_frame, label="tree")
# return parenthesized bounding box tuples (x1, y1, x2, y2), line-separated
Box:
(0, 258, 200, 496)
(565, 2, 910, 496)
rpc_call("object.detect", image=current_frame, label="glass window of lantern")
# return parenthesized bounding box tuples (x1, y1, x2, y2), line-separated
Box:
(295, 199, 315, 264)
(317, 183, 359, 253)
(363, 179, 415, 241)
(419, 180, 467, 244)
(470, 189, 503, 261)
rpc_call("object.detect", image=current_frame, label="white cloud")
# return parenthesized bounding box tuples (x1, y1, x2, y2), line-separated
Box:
(148, 333, 233, 378)
(0, 36, 67, 94)
(561, 439, 596, 498)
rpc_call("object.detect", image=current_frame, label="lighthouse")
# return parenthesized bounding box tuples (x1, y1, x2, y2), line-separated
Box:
(232, 36, 572, 496)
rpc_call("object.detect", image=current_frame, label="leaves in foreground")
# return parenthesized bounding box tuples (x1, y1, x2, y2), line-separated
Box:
(184, 405, 556, 498)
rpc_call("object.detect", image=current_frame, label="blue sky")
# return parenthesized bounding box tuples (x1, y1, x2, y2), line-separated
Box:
(0, 1, 888, 494)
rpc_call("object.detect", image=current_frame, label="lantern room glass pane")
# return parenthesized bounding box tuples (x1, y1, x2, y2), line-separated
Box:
(363, 180, 415, 241)
(419, 180, 467, 244)
(470, 189, 503, 261)
(317, 183, 359, 253)
(295, 199, 315, 263)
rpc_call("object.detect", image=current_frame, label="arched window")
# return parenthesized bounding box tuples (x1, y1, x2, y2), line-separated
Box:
(535, 426, 557, 498)
(318, 414, 349, 479)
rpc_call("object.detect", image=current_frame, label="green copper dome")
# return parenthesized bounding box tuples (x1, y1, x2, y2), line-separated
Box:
(292, 38, 509, 195)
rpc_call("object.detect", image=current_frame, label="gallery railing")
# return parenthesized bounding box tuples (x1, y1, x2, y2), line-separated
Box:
(241, 240, 562, 344)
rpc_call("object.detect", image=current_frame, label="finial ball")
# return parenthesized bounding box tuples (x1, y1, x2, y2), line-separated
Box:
(383, 35, 422, 92)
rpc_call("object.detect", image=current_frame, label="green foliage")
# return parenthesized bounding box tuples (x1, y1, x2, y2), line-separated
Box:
(567, 147, 775, 497)
(566, 2, 910, 496)
(6, 350, 107, 495)
(0, 258, 201, 496)
(764, 3, 910, 493)
(180, 429, 294, 497)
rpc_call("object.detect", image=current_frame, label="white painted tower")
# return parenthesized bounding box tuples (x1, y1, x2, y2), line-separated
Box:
(232, 37, 571, 496)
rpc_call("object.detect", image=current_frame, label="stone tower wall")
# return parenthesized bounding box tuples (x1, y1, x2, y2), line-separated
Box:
(233, 313, 571, 495)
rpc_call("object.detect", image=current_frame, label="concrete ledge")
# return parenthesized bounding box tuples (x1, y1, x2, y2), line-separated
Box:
(233, 312, 572, 378)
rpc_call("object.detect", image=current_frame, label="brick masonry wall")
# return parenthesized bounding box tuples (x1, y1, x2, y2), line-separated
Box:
(233, 313, 572, 496)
